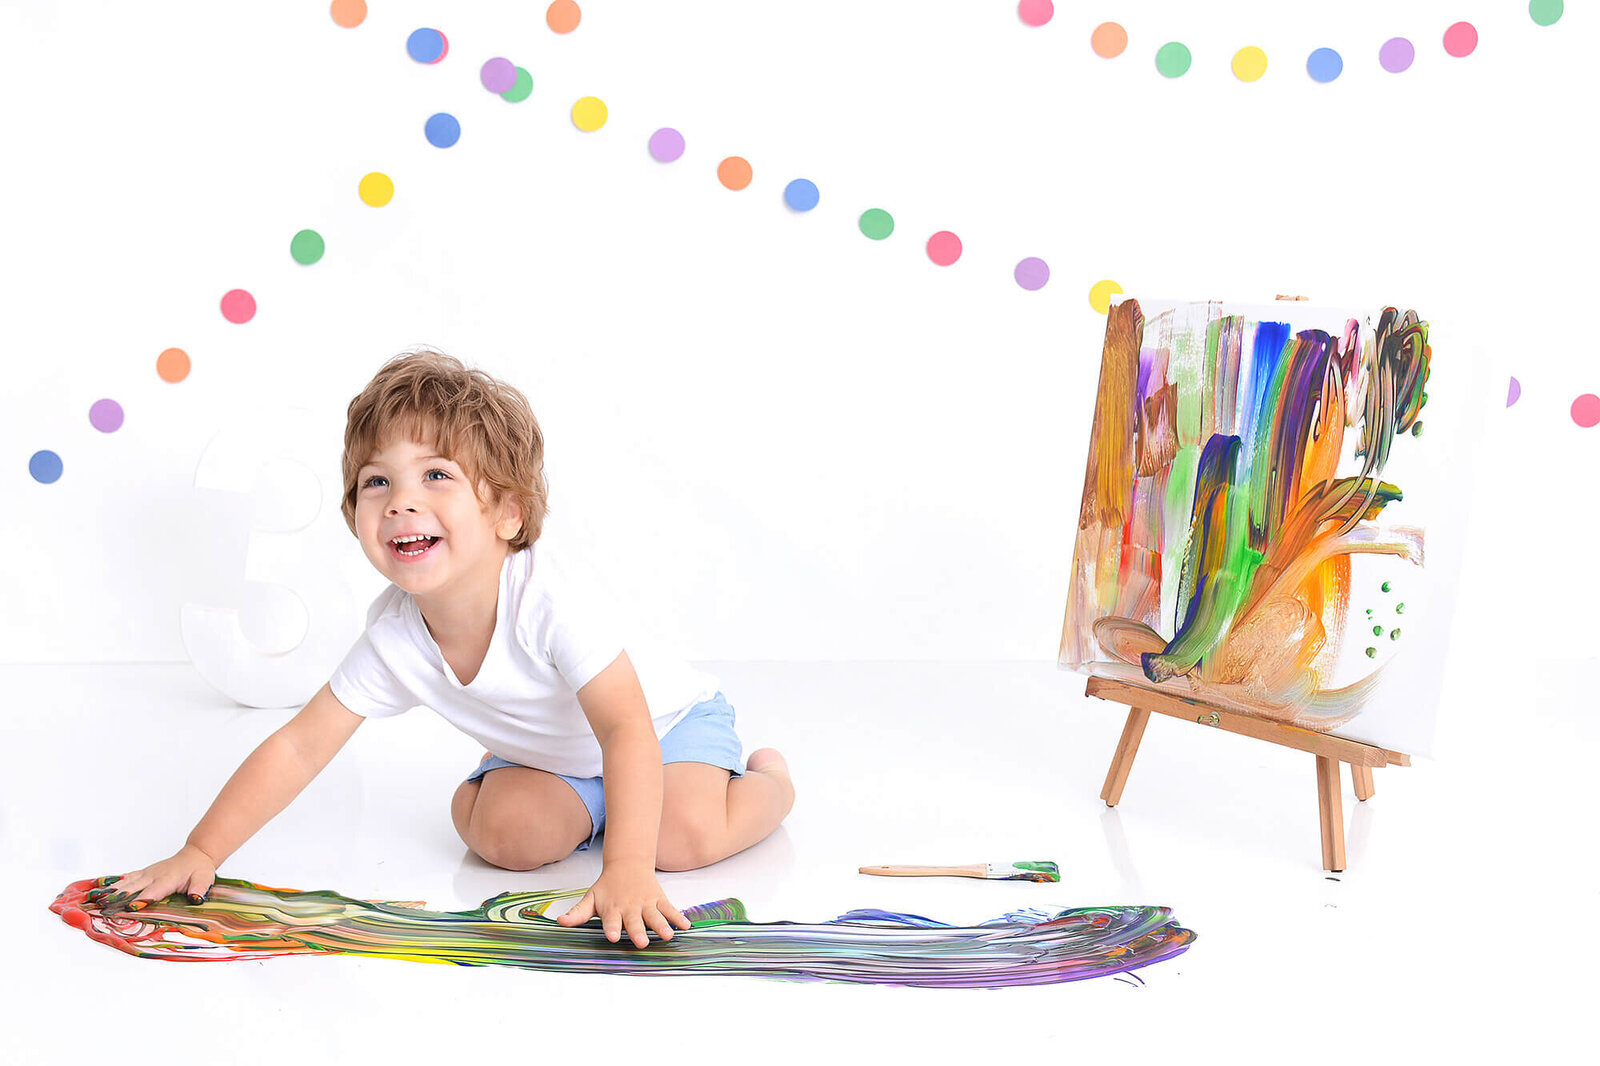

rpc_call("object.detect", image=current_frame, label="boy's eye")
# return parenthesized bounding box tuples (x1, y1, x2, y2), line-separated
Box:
(362, 469, 451, 489)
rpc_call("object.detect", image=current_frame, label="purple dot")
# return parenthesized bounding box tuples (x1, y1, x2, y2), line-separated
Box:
(1379, 37, 1414, 73)
(1014, 257, 1050, 291)
(1507, 376, 1522, 407)
(90, 399, 124, 433)
(480, 58, 517, 94)
(649, 127, 685, 163)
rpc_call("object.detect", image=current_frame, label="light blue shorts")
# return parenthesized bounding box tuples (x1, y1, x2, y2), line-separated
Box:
(462, 691, 744, 853)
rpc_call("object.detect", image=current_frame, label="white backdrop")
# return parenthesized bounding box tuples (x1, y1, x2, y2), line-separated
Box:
(5, 2, 1595, 696)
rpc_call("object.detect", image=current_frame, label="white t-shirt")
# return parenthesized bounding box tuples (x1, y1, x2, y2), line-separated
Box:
(328, 540, 722, 779)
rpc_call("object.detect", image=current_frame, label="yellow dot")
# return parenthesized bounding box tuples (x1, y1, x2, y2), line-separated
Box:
(358, 172, 394, 207)
(572, 96, 608, 132)
(1232, 46, 1268, 82)
(1089, 279, 1123, 315)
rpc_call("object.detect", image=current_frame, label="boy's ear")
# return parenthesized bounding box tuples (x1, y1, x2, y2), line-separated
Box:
(495, 497, 524, 541)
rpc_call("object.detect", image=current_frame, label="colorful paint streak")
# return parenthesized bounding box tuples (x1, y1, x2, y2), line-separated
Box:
(1061, 300, 1431, 730)
(53, 876, 1195, 989)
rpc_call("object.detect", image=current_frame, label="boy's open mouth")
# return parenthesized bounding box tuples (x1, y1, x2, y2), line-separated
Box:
(390, 536, 441, 560)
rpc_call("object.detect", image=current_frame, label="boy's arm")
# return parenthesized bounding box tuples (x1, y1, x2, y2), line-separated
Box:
(574, 652, 662, 870)
(187, 682, 366, 867)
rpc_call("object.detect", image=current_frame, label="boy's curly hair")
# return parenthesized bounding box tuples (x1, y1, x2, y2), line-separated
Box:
(340, 348, 549, 552)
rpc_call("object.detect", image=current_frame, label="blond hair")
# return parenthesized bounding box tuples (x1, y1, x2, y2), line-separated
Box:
(341, 348, 548, 551)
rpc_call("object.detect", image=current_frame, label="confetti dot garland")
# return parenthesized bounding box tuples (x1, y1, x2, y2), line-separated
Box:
(219, 289, 256, 324)
(1379, 37, 1414, 73)
(858, 208, 894, 240)
(717, 156, 753, 190)
(289, 229, 325, 264)
(1443, 22, 1478, 58)
(1155, 41, 1191, 78)
(1014, 257, 1049, 291)
(1017, 0, 1053, 29)
(649, 127, 685, 162)
(1307, 47, 1343, 83)
(1530, 0, 1564, 27)
(547, 1, 581, 34)
(572, 96, 608, 131)
(406, 28, 447, 64)
(926, 230, 962, 266)
(358, 172, 393, 206)
(783, 178, 819, 211)
(329, 0, 366, 29)
(1089, 279, 1123, 314)
(1573, 394, 1600, 429)
(1232, 46, 1268, 82)
(55, 876, 1196, 989)
(1091, 23, 1127, 59)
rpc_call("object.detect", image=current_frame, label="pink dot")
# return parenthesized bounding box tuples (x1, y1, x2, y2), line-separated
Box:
(220, 289, 256, 324)
(926, 231, 962, 267)
(1018, 1, 1053, 28)
(1443, 22, 1478, 58)
(1573, 394, 1600, 429)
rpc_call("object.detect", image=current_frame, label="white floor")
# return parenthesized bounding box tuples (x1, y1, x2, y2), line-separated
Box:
(4, 658, 1592, 1062)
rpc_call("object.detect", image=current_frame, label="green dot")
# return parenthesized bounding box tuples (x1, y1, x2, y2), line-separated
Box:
(290, 229, 324, 265)
(1530, 0, 1563, 27)
(1373, 625, 1383, 636)
(858, 208, 894, 240)
(501, 66, 533, 102)
(1381, 582, 1392, 593)
(1366, 608, 1373, 617)
(1156, 42, 1192, 77)
(1391, 628, 1402, 640)
(1396, 603, 1406, 614)
(1412, 422, 1424, 437)
(1365, 647, 1377, 658)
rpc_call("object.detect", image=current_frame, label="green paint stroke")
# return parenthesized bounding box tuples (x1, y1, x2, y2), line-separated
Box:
(1008, 861, 1062, 883)
(55, 876, 1193, 989)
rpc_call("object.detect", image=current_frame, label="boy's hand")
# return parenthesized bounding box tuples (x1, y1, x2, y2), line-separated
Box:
(554, 863, 691, 948)
(95, 844, 218, 910)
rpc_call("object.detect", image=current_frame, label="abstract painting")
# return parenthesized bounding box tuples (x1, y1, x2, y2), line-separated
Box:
(1060, 299, 1478, 756)
(53, 876, 1195, 988)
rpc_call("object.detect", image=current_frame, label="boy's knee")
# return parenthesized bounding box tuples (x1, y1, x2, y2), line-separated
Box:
(471, 817, 572, 871)
(655, 821, 720, 872)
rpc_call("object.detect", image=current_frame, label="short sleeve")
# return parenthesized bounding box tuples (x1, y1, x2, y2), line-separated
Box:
(328, 628, 414, 718)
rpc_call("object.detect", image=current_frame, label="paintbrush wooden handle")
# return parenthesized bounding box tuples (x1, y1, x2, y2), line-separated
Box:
(858, 864, 988, 879)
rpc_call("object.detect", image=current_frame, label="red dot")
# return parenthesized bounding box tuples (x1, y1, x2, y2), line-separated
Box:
(1018, 0, 1053, 28)
(1443, 22, 1477, 58)
(926, 231, 962, 266)
(1573, 394, 1600, 428)
(220, 289, 256, 324)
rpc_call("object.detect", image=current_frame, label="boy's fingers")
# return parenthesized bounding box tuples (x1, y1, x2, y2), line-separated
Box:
(624, 913, 649, 949)
(603, 906, 623, 943)
(663, 902, 691, 930)
(645, 907, 674, 942)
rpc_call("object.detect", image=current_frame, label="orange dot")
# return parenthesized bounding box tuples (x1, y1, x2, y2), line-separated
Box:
(1091, 22, 1127, 58)
(717, 156, 752, 191)
(329, 0, 367, 29)
(157, 347, 190, 383)
(546, 1, 581, 34)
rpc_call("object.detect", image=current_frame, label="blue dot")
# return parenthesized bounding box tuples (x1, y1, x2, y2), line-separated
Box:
(425, 113, 461, 148)
(407, 28, 445, 64)
(783, 179, 820, 212)
(1307, 47, 1343, 83)
(30, 450, 63, 484)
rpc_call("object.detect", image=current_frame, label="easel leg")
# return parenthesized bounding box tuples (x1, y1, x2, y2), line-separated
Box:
(1101, 707, 1150, 806)
(1350, 763, 1375, 802)
(1315, 755, 1346, 872)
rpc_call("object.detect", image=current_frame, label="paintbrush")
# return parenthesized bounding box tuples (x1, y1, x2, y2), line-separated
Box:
(858, 861, 1060, 883)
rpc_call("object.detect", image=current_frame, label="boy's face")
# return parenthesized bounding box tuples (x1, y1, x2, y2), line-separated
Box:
(353, 436, 522, 597)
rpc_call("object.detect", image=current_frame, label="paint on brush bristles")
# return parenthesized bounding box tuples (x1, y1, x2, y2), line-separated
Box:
(56, 875, 1193, 989)
(990, 861, 1061, 882)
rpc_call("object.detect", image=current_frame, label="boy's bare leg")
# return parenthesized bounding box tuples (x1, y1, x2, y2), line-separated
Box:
(657, 748, 795, 872)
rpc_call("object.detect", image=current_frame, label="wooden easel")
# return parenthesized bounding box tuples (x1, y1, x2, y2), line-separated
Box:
(1086, 677, 1411, 871)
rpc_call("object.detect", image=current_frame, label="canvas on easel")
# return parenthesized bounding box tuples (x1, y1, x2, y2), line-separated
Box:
(1058, 297, 1481, 868)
